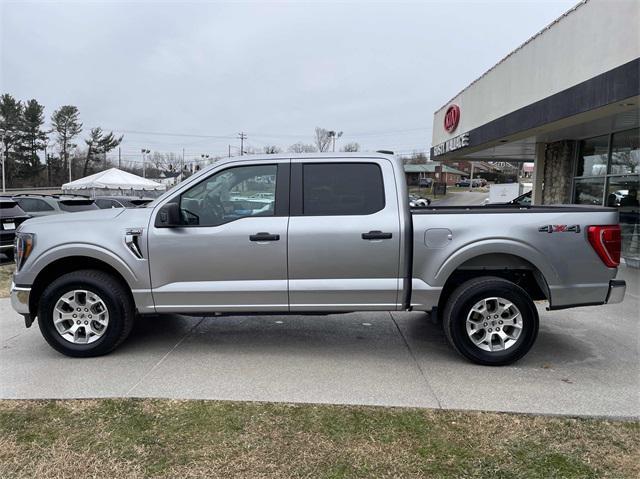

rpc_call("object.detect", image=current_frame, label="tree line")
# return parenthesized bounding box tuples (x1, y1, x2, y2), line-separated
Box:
(0, 93, 364, 189)
(0, 93, 122, 189)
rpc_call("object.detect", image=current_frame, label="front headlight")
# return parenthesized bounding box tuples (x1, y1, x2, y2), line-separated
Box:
(14, 232, 35, 271)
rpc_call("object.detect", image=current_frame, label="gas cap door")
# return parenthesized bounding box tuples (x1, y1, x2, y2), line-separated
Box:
(424, 228, 453, 248)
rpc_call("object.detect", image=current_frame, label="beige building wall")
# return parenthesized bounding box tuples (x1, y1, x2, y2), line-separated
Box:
(432, 0, 640, 146)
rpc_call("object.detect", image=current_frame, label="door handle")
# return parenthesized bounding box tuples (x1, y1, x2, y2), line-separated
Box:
(250, 232, 280, 241)
(362, 230, 393, 240)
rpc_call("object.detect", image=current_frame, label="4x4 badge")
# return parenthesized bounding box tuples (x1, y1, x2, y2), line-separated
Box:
(538, 225, 581, 233)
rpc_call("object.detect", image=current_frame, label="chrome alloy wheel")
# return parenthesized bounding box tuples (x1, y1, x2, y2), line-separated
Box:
(465, 297, 522, 352)
(53, 290, 109, 344)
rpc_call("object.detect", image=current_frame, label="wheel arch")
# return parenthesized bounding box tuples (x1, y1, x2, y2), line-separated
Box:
(436, 251, 551, 318)
(29, 256, 135, 318)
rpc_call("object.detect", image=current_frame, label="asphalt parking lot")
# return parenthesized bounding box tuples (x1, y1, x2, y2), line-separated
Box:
(1, 266, 637, 419)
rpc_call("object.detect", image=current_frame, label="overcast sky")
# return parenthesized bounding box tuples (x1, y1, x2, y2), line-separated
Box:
(2, 0, 576, 163)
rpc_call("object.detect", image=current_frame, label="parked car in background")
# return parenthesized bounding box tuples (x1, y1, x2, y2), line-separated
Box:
(418, 178, 433, 188)
(455, 178, 485, 188)
(11, 153, 626, 365)
(0, 198, 30, 261)
(408, 194, 431, 208)
(508, 191, 532, 206)
(13, 194, 99, 218)
(94, 196, 154, 209)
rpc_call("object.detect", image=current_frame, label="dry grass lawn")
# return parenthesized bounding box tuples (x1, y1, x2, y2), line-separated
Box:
(0, 399, 638, 478)
(0, 263, 15, 298)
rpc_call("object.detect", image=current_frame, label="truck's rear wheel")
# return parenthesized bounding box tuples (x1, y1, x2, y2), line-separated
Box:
(37, 269, 135, 357)
(442, 276, 539, 366)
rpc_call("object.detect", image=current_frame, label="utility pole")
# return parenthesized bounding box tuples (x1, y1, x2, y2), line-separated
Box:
(0, 131, 4, 192)
(238, 132, 247, 155)
(228, 145, 231, 158)
(469, 161, 475, 192)
(0, 141, 5, 193)
(44, 144, 49, 187)
(118, 147, 121, 169)
(181, 148, 185, 182)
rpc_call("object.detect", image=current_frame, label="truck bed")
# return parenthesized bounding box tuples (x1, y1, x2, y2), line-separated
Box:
(408, 204, 620, 311)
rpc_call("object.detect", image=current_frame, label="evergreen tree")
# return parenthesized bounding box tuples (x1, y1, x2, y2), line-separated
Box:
(83, 127, 123, 176)
(51, 105, 82, 182)
(16, 99, 48, 181)
(0, 94, 23, 186)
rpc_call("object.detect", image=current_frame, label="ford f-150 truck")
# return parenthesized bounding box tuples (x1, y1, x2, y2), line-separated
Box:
(10, 153, 626, 365)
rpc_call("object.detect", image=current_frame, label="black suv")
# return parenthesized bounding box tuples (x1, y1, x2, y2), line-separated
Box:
(0, 198, 30, 261)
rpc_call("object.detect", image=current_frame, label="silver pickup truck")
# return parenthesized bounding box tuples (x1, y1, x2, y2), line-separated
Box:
(10, 153, 626, 365)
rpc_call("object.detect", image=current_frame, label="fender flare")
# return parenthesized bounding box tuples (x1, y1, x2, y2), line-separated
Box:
(434, 238, 560, 288)
(29, 243, 139, 288)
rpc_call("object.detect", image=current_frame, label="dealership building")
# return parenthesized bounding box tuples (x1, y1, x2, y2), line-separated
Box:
(430, 0, 639, 262)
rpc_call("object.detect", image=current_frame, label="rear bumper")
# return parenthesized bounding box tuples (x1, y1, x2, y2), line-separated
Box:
(606, 279, 626, 304)
(10, 282, 31, 315)
(548, 279, 626, 310)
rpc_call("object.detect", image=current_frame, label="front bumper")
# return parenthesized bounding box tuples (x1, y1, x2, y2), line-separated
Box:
(606, 279, 626, 304)
(10, 281, 31, 315)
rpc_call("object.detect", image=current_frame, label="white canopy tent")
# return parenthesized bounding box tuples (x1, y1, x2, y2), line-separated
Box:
(62, 168, 167, 198)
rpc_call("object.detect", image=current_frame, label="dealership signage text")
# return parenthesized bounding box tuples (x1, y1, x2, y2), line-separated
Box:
(432, 132, 469, 157)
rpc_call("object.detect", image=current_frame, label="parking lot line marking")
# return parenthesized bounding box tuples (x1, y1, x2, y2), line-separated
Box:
(125, 317, 204, 395)
(388, 311, 442, 409)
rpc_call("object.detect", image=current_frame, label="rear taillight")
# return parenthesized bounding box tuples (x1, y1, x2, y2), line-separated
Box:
(587, 225, 621, 268)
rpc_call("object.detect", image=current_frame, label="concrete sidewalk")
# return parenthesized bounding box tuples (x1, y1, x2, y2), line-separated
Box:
(1, 267, 638, 419)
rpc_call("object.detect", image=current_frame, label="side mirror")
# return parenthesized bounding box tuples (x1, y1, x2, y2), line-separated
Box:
(155, 202, 182, 227)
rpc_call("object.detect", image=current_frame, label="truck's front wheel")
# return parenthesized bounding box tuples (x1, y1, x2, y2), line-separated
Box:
(442, 276, 539, 366)
(37, 270, 135, 357)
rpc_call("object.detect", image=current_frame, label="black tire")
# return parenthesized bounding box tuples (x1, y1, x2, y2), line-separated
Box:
(442, 276, 539, 366)
(37, 269, 135, 357)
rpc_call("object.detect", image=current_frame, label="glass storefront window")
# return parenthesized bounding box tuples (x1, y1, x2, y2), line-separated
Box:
(573, 177, 605, 205)
(576, 135, 608, 177)
(607, 175, 640, 258)
(573, 128, 640, 261)
(610, 129, 640, 175)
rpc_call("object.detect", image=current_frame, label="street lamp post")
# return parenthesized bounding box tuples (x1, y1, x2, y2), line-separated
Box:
(0, 138, 5, 193)
(327, 130, 343, 152)
(141, 149, 150, 178)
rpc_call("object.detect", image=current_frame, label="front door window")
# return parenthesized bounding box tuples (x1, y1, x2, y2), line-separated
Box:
(180, 164, 277, 226)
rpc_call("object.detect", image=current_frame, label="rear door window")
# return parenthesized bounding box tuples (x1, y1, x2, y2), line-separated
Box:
(302, 163, 385, 215)
(14, 198, 55, 212)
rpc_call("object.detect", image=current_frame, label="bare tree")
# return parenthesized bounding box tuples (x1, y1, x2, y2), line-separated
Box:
(341, 142, 360, 152)
(149, 151, 181, 171)
(263, 145, 281, 154)
(314, 127, 332, 152)
(288, 142, 317, 153)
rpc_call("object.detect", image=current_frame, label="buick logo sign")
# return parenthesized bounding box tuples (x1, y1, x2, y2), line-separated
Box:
(444, 104, 460, 133)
